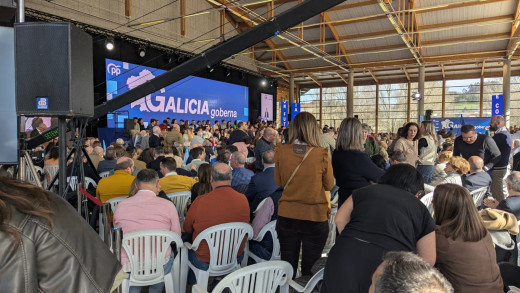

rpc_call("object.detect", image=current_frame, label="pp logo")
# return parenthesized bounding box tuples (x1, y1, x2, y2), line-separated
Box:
(107, 63, 121, 76)
(36, 97, 48, 110)
(440, 119, 453, 129)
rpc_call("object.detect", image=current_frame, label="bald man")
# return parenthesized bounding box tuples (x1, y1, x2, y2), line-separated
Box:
(462, 156, 492, 192)
(254, 127, 276, 170)
(96, 157, 136, 203)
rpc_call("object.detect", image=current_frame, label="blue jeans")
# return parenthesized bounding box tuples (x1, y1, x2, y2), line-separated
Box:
(187, 249, 244, 285)
(417, 164, 434, 184)
(129, 252, 175, 293)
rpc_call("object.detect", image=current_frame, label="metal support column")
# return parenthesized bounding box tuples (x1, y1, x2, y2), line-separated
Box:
(58, 117, 67, 196)
(503, 58, 511, 127)
(319, 86, 323, 128)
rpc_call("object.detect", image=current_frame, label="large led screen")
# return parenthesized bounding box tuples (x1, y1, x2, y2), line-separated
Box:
(105, 59, 249, 127)
(260, 93, 273, 121)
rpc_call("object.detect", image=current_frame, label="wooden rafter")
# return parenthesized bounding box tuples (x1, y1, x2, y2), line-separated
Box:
(125, 0, 131, 17)
(308, 74, 322, 87)
(369, 69, 379, 83)
(322, 12, 352, 65)
(403, 66, 410, 81)
(506, 0, 520, 58)
(419, 15, 514, 30)
(481, 60, 486, 76)
(441, 64, 445, 79)
(337, 72, 349, 85)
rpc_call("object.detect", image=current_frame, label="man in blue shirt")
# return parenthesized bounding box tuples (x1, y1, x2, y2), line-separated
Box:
(230, 151, 254, 187)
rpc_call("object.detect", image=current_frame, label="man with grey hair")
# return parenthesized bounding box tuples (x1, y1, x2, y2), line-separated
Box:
(484, 171, 520, 220)
(183, 163, 250, 281)
(149, 125, 162, 148)
(89, 146, 105, 170)
(368, 251, 453, 293)
(389, 150, 406, 165)
(245, 150, 279, 212)
(254, 127, 276, 170)
(489, 115, 512, 202)
(114, 169, 181, 292)
(462, 156, 491, 192)
(230, 151, 254, 187)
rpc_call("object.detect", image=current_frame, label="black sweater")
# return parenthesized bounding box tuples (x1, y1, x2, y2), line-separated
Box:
(453, 134, 501, 170)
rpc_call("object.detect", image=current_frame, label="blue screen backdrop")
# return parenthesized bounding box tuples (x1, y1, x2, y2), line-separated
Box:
(105, 58, 249, 127)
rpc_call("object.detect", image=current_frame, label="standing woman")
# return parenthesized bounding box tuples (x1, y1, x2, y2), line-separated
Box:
(332, 118, 384, 207)
(274, 112, 334, 277)
(393, 122, 420, 166)
(417, 121, 439, 183)
(433, 184, 503, 292)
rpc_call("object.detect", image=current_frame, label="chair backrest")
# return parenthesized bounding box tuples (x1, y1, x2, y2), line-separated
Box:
(206, 260, 293, 293)
(85, 177, 97, 189)
(232, 184, 249, 195)
(420, 192, 434, 216)
(253, 220, 280, 260)
(253, 198, 268, 215)
(470, 186, 488, 207)
(67, 176, 78, 191)
(122, 229, 183, 286)
(166, 191, 191, 222)
(105, 196, 128, 213)
(289, 268, 324, 293)
(323, 207, 338, 254)
(25, 164, 44, 185)
(246, 157, 256, 164)
(99, 171, 111, 178)
(43, 164, 60, 187)
(192, 222, 253, 273)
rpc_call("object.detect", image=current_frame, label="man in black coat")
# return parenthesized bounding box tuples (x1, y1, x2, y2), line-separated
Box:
(148, 126, 162, 148)
(228, 121, 249, 145)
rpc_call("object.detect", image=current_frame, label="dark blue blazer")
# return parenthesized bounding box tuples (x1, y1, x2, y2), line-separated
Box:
(245, 167, 279, 212)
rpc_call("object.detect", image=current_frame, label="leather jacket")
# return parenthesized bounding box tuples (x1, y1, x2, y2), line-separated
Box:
(0, 193, 122, 292)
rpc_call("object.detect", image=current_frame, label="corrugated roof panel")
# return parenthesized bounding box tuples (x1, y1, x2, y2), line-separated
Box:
(420, 22, 511, 43)
(417, 2, 514, 27)
(326, 3, 381, 20)
(333, 17, 393, 36)
(422, 40, 508, 57)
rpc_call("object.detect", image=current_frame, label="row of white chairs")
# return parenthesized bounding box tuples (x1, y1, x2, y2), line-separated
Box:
(420, 186, 489, 216)
(121, 225, 322, 293)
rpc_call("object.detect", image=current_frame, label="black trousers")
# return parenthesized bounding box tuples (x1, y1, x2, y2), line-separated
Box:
(276, 216, 329, 276)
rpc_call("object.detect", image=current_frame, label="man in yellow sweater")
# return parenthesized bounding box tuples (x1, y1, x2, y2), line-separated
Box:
(159, 157, 197, 194)
(96, 157, 135, 203)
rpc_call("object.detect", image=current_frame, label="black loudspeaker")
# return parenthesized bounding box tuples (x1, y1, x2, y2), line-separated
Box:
(15, 22, 94, 117)
(425, 109, 433, 121)
(354, 115, 359, 119)
(124, 119, 134, 132)
(0, 0, 16, 26)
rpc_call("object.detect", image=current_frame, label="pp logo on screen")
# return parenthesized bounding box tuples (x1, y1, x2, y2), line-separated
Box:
(36, 97, 49, 110)
(107, 63, 121, 76)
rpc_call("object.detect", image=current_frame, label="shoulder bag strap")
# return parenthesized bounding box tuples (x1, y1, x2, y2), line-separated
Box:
(284, 147, 314, 190)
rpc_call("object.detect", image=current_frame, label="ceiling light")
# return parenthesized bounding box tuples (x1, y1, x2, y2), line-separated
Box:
(105, 37, 114, 50)
(138, 46, 146, 58)
(261, 79, 267, 86)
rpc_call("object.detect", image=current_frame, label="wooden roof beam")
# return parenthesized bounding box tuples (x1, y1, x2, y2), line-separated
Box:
(481, 60, 486, 76)
(506, 0, 520, 58)
(403, 66, 410, 81)
(308, 74, 322, 87)
(322, 12, 352, 65)
(337, 72, 349, 85)
(441, 64, 445, 79)
(369, 69, 379, 83)
(415, 0, 512, 14)
(419, 15, 514, 30)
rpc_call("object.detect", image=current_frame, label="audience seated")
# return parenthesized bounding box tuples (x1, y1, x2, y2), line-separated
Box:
(189, 163, 212, 205)
(159, 157, 197, 194)
(388, 150, 406, 165)
(432, 151, 452, 183)
(164, 124, 182, 147)
(245, 150, 279, 212)
(149, 126, 162, 148)
(480, 208, 519, 264)
(183, 163, 250, 283)
(426, 156, 469, 192)
(96, 157, 135, 203)
(462, 156, 492, 192)
(184, 147, 208, 172)
(97, 146, 125, 174)
(249, 187, 283, 261)
(322, 164, 435, 293)
(146, 146, 166, 176)
(433, 184, 504, 292)
(230, 151, 254, 187)
(484, 171, 520, 220)
(126, 146, 146, 171)
(113, 169, 181, 293)
(89, 146, 105, 171)
(369, 251, 453, 293)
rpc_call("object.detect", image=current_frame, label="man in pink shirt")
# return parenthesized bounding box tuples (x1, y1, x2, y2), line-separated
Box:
(113, 169, 181, 293)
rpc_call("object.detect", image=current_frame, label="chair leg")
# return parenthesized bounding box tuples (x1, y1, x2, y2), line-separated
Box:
(195, 269, 210, 291)
(121, 279, 129, 293)
(179, 248, 188, 293)
(164, 274, 174, 293)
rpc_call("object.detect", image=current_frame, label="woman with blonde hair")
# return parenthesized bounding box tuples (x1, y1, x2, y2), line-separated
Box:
(426, 156, 469, 192)
(183, 127, 194, 147)
(274, 112, 334, 277)
(332, 117, 384, 207)
(417, 121, 439, 183)
(433, 184, 503, 292)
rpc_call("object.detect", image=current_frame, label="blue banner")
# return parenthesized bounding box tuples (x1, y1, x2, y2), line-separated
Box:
(280, 100, 289, 127)
(432, 116, 491, 135)
(105, 59, 249, 128)
(492, 94, 503, 116)
(291, 102, 301, 120)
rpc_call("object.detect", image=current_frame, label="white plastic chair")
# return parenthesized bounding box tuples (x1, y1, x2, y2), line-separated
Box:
(192, 260, 293, 293)
(289, 268, 324, 293)
(99, 171, 111, 178)
(25, 165, 44, 186)
(121, 229, 185, 293)
(248, 220, 280, 263)
(185, 222, 254, 291)
(246, 157, 256, 164)
(99, 196, 128, 240)
(43, 164, 59, 190)
(470, 186, 488, 207)
(67, 176, 78, 191)
(322, 207, 338, 255)
(85, 177, 97, 189)
(253, 198, 268, 216)
(420, 192, 434, 216)
(166, 191, 191, 224)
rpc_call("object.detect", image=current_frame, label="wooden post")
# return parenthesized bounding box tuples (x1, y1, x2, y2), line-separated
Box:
(125, 0, 131, 17)
(442, 79, 446, 118)
(480, 75, 484, 117)
(319, 86, 323, 128)
(375, 83, 379, 134)
(407, 81, 411, 122)
(181, 0, 186, 36)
